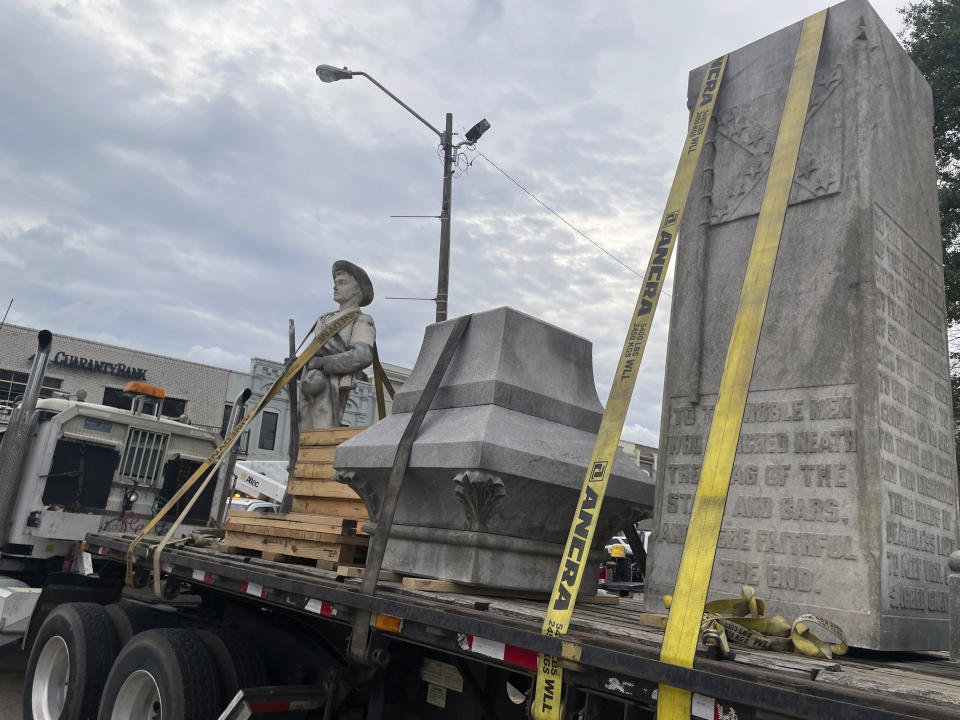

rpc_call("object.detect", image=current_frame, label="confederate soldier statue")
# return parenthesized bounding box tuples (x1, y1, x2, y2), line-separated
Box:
(299, 260, 376, 429)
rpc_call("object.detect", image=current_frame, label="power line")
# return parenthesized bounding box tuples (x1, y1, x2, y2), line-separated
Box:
(0, 299, 12, 335)
(475, 151, 644, 279)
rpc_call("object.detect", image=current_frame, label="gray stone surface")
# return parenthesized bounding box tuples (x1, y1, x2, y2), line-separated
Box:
(646, 0, 958, 650)
(335, 306, 654, 593)
(950, 551, 960, 661)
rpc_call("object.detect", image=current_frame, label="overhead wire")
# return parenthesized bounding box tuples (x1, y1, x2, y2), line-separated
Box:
(474, 150, 648, 280)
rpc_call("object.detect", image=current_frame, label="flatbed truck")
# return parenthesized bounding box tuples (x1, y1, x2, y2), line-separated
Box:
(6, 335, 960, 719)
(27, 528, 951, 720)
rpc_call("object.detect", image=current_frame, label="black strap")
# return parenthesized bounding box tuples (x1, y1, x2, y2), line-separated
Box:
(371, 343, 395, 421)
(348, 316, 471, 663)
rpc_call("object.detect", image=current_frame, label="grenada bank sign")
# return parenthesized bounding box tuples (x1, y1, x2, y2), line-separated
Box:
(50, 351, 148, 381)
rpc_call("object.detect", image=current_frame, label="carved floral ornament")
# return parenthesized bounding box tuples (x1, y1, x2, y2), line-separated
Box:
(453, 471, 506, 531)
(332, 470, 380, 520)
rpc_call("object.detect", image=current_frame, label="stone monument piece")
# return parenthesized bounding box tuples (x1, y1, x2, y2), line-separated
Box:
(299, 260, 376, 430)
(646, 0, 958, 650)
(333, 306, 654, 593)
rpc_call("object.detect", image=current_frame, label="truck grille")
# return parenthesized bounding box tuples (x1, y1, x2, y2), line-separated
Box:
(118, 428, 169, 487)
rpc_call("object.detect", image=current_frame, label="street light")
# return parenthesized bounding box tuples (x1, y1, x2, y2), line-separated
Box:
(315, 64, 489, 322)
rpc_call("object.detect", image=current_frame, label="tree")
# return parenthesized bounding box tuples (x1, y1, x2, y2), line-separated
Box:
(900, 0, 960, 458)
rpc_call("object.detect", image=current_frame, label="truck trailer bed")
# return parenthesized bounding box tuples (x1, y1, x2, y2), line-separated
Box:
(86, 532, 960, 720)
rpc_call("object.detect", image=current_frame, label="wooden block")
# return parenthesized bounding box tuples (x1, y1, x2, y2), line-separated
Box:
(225, 512, 344, 534)
(297, 446, 338, 463)
(293, 462, 335, 480)
(633, 613, 669, 630)
(315, 559, 338, 571)
(223, 521, 368, 546)
(337, 566, 402, 581)
(300, 427, 365, 446)
(224, 512, 356, 535)
(221, 530, 342, 562)
(400, 577, 621, 604)
(287, 479, 362, 500)
(276, 512, 359, 529)
(290, 497, 369, 520)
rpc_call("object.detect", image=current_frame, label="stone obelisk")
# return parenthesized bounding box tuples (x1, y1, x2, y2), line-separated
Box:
(646, 0, 958, 650)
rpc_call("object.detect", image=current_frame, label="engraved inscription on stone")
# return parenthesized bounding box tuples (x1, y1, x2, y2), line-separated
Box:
(874, 204, 956, 616)
(659, 386, 869, 612)
(650, 0, 958, 651)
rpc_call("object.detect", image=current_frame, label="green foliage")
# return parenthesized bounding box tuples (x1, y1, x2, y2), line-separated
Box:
(901, 1, 960, 455)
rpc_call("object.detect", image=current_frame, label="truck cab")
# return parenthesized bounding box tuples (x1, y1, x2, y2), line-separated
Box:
(1, 384, 220, 570)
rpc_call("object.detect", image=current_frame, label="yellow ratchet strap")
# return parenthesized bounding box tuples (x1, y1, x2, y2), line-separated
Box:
(531, 54, 728, 720)
(657, 11, 826, 720)
(124, 309, 361, 585)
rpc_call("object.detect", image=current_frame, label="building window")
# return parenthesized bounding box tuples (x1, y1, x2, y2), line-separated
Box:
(258, 411, 278, 451)
(0, 369, 62, 404)
(103, 387, 187, 418)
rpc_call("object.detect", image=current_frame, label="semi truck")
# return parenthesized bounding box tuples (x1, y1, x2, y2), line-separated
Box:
(0, 331, 229, 649)
(1, 330, 959, 720)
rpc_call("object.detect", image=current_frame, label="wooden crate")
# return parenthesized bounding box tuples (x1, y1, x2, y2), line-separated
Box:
(220, 427, 372, 569)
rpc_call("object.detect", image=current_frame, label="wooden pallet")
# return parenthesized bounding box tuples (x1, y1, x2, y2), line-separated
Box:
(222, 510, 366, 569)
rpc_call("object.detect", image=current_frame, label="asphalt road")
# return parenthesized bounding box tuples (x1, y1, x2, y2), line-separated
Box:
(0, 642, 26, 719)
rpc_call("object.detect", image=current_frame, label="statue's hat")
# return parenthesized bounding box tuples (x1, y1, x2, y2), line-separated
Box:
(332, 260, 374, 307)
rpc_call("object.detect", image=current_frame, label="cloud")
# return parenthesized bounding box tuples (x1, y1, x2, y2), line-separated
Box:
(185, 345, 250, 371)
(0, 0, 909, 451)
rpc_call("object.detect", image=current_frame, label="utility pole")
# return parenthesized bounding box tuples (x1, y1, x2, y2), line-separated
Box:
(437, 113, 454, 322)
(315, 66, 489, 324)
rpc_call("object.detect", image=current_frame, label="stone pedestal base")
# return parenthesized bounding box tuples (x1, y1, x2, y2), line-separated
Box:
(334, 307, 654, 593)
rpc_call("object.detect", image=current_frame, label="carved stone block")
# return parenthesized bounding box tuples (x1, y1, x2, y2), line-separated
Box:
(334, 306, 653, 592)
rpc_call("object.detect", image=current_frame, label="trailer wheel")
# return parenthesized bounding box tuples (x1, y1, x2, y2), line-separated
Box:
(104, 601, 183, 646)
(197, 629, 269, 700)
(23, 602, 119, 720)
(97, 628, 222, 720)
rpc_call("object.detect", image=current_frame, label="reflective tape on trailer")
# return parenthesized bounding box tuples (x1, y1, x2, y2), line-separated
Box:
(191, 568, 214, 584)
(241, 581, 266, 599)
(692, 693, 736, 720)
(458, 634, 538, 671)
(305, 598, 337, 617)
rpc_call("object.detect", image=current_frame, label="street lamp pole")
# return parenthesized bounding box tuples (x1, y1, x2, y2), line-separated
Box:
(315, 65, 488, 323)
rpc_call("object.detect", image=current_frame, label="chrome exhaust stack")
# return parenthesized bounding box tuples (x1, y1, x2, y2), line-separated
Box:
(11, 330, 53, 425)
(0, 330, 53, 547)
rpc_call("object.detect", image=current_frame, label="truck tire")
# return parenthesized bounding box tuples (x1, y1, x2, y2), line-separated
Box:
(196, 629, 269, 700)
(23, 602, 119, 720)
(104, 601, 183, 646)
(97, 628, 222, 720)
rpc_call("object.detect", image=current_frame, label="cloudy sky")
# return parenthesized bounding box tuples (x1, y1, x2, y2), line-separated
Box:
(1, 0, 906, 445)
